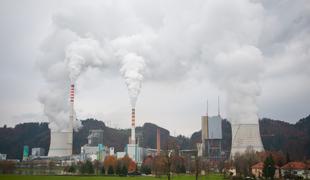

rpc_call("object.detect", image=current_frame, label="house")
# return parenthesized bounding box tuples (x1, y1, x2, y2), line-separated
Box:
(281, 161, 309, 179)
(251, 162, 280, 179)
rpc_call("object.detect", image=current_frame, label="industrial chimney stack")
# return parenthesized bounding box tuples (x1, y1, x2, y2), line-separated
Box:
(131, 108, 136, 144)
(157, 128, 160, 155)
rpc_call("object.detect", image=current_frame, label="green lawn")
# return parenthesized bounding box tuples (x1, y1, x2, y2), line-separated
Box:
(0, 174, 224, 180)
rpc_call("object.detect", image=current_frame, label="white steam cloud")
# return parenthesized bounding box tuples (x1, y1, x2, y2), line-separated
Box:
(39, 31, 110, 131)
(65, 37, 106, 83)
(209, 46, 264, 124)
(120, 53, 146, 107)
(36, 0, 309, 131)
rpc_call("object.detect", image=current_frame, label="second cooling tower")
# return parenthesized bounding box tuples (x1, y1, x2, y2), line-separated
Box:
(230, 124, 264, 157)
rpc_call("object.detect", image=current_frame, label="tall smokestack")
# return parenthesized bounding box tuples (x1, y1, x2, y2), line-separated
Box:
(157, 128, 160, 155)
(131, 108, 136, 144)
(68, 84, 74, 153)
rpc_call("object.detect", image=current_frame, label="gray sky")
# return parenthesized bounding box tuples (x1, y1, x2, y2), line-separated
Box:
(0, 0, 309, 136)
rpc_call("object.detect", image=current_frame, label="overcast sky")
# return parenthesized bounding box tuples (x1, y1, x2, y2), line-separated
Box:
(0, 0, 309, 136)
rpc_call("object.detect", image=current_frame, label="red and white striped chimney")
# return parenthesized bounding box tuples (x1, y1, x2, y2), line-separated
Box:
(131, 108, 136, 144)
(69, 84, 75, 131)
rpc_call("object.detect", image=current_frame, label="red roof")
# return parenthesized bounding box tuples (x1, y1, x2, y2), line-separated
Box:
(252, 162, 280, 169)
(281, 162, 307, 170)
(252, 162, 264, 169)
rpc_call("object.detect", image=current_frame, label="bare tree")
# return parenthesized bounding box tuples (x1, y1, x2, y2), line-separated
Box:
(162, 138, 178, 180)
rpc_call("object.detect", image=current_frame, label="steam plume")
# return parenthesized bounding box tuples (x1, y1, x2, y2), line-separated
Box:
(120, 53, 146, 107)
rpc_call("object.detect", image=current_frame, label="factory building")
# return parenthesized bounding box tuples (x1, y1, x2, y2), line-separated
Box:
(0, 153, 7, 160)
(31, 148, 45, 157)
(201, 99, 223, 161)
(88, 129, 104, 146)
(80, 130, 111, 161)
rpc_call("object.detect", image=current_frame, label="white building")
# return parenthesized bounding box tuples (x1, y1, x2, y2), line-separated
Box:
(126, 144, 145, 165)
(0, 153, 7, 160)
(81, 144, 109, 161)
(31, 148, 45, 157)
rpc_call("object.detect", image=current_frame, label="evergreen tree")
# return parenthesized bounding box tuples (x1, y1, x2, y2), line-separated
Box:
(101, 166, 105, 175)
(122, 165, 128, 176)
(108, 165, 114, 175)
(116, 163, 122, 175)
(263, 154, 276, 179)
(286, 152, 291, 163)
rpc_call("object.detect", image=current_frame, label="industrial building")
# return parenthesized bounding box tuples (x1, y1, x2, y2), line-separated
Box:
(201, 99, 223, 161)
(80, 130, 111, 161)
(87, 129, 104, 146)
(0, 153, 7, 160)
(31, 148, 45, 157)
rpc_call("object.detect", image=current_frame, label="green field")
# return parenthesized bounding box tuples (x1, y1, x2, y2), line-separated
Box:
(0, 174, 224, 180)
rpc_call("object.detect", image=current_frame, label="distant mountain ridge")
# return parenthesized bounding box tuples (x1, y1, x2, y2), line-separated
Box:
(0, 115, 309, 160)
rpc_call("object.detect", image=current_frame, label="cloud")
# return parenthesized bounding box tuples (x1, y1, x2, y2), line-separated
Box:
(0, 0, 309, 135)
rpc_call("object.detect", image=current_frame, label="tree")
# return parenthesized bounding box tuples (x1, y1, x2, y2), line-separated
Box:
(141, 156, 153, 174)
(68, 165, 76, 173)
(194, 155, 201, 180)
(128, 160, 137, 173)
(263, 154, 276, 179)
(141, 165, 152, 175)
(103, 155, 117, 174)
(108, 165, 114, 175)
(0, 160, 16, 174)
(101, 165, 105, 175)
(79, 160, 94, 174)
(233, 146, 259, 177)
(121, 165, 128, 176)
(286, 152, 291, 163)
(93, 160, 100, 175)
(115, 160, 122, 175)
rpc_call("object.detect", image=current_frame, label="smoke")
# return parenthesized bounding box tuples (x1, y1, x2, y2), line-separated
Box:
(38, 29, 109, 131)
(120, 52, 146, 107)
(208, 46, 264, 124)
(35, 0, 309, 130)
(65, 36, 107, 83)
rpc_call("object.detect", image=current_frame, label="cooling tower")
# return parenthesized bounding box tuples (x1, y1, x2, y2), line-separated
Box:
(48, 131, 73, 156)
(230, 124, 264, 157)
(48, 84, 74, 157)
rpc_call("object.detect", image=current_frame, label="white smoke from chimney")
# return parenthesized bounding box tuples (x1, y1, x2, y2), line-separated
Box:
(65, 36, 106, 83)
(39, 32, 109, 132)
(120, 53, 146, 108)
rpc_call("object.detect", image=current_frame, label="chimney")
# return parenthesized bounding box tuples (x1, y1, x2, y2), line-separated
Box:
(157, 128, 160, 155)
(69, 84, 74, 131)
(131, 108, 136, 144)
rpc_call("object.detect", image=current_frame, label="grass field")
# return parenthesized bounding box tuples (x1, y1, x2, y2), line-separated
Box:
(0, 174, 224, 180)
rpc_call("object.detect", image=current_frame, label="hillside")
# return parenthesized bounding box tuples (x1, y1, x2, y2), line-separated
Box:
(0, 115, 309, 160)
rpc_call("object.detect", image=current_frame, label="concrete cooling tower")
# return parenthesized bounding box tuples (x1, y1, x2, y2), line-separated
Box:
(48, 131, 73, 157)
(48, 84, 74, 157)
(230, 124, 264, 157)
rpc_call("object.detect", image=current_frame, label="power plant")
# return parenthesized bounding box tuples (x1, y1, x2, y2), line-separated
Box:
(201, 99, 223, 160)
(44, 83, 264, 166)
(48, 84, 74, 157)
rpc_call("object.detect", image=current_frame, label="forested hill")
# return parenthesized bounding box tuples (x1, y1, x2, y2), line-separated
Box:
(0, 115, 309, 160)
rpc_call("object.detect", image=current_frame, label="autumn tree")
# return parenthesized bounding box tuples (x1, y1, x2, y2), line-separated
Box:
(233, 146, 259, 177)
(103, 155, 117, 175)
(141, 155, 153, 175)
